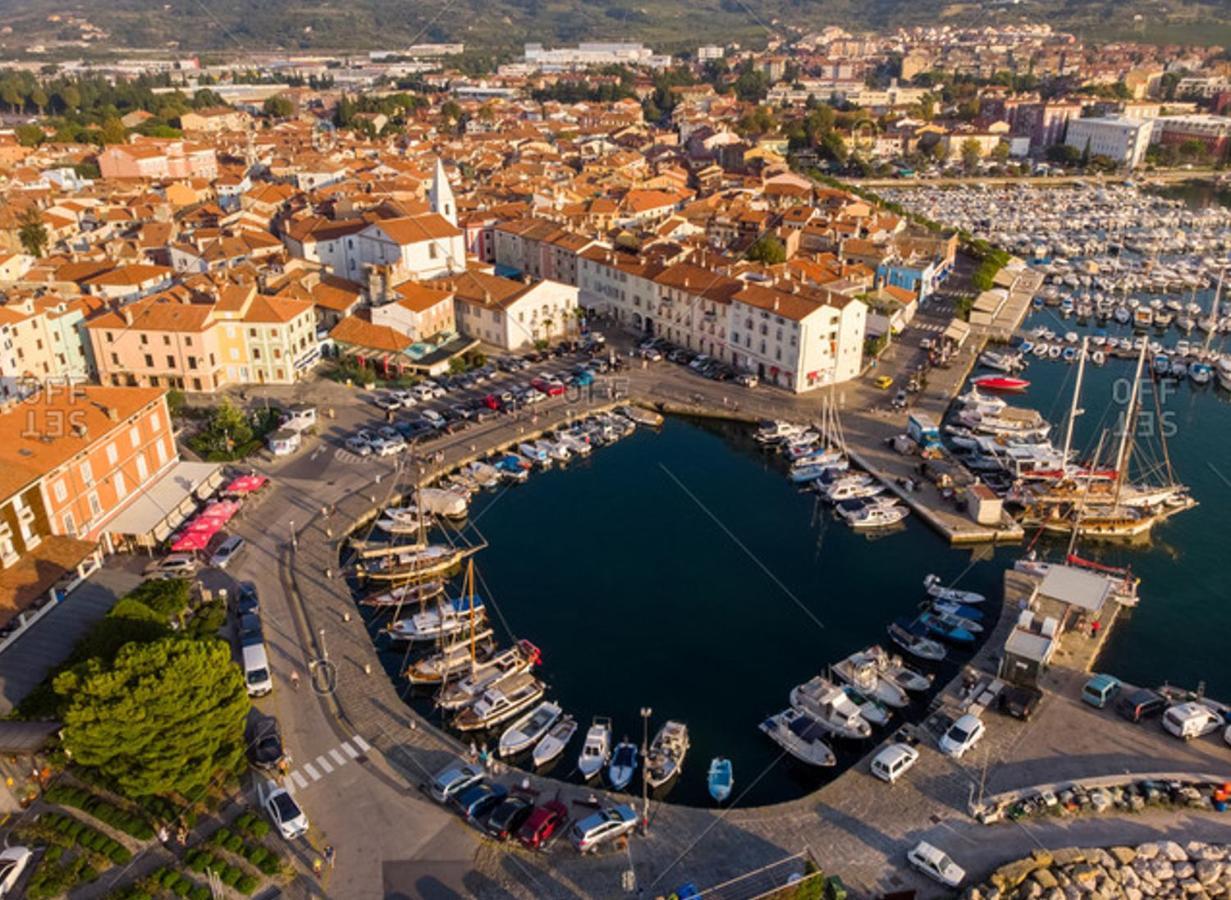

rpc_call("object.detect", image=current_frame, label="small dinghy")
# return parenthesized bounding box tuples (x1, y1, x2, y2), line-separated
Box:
(608, 739, 638, 790)
(532, 715, 577, 767)
(917, 611, 976, 644)
(971, 374, 1030, 392)
(888, 619, 947, 662)
(707, 757, 733, 804)
(577, 716, 612, 780)
(923, 602, 983, 634)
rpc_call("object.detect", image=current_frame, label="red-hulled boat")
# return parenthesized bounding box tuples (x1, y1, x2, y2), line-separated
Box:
(971, 374, 1030, 392)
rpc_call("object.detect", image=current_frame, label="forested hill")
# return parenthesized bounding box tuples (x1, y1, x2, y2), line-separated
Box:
(0, 0, 1229, 55)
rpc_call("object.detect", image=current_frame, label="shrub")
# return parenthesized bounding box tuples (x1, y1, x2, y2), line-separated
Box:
(108, 844, 132, 864)
(45, 846, 63, 863)
(223, 864, 244, 886)
(245, 846, 266, 865)
(224, 834, 243, 853)
(171, 875, 191, 897)
(210, 827, 231, 845)
(190, 887, 211, 900)
(235, 874, 259, 895)
(159, 869, 180, 888)
(246, 819, 269, 839)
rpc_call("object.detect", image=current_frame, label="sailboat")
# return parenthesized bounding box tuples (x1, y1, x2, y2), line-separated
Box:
(404, 562, 495, 684)
(436, 638, 542, 710)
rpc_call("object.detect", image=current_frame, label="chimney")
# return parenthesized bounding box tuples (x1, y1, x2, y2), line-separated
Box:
(773, 298, 780, 311)
(121, 308, 134, 326)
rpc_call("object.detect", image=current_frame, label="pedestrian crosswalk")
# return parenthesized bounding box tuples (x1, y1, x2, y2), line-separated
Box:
(274, 735, 370, 795)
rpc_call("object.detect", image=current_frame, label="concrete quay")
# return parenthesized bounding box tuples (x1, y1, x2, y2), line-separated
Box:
(256, 376, 1229, 900)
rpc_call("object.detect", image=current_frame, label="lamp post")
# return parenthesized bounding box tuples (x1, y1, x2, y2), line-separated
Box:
(639, 706, 651, 834)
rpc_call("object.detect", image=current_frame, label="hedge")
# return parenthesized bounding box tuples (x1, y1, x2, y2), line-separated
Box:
(184, 848, 261, 895)
(42, 812, 132, 865)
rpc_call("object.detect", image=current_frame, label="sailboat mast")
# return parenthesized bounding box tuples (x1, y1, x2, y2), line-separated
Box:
(1067, 430, 1105, 556)
(1061, 336, 1088, 477)
(1203, 266, 1224, 353)
(466, 559, 477, 671)
(1113, 341, 1148, 508)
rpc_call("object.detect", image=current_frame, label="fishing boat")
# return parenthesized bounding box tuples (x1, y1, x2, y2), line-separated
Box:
(608, 739, 639, 790)
(848, 504, 909, 530)
(436, 640, 541, 710)
(758, 707, 836, 767)
(620, 405, 665, 427)
(842, 686, 892, 726)
(493, 455, 531, 482)
(929, 599, 984, 622)
(404, 630, 496, 684)
(831, 651, 909, 709)
(644, 721, 689, 789)
(789, 676, 872, 739)
(923, 574, 986, 605)
(577, 717, 612, 780)
(865, 646, 934, 693)
(498, 701, 562, 757)
(387, 594, 485, 643)
(463, 461, 503, 488)
(518, 442, 552, 468)
(707, 757, 733, 804)
(916, 611, 976, 644)
(755, 421, 807, 444)
(891, 620, 945, 659)
(452, 673, 546, 732)
(375, 515, 430, 535)
(532, 715, 578, 767)
(971, 374, 1030, 392)
(358, 580, 445, 608)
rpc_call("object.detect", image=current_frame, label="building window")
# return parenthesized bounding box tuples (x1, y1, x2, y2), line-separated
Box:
(140, 334, 148, 345)
(163, 335, 171, 346)
(151, 412, 161, 432)
(62, 511, 75, 536)
(81, 461, 94, 485)
(129, 426, 140, 448)
(88, 492, 102, 518)
(114, 471, 126, 499)
(136, 453, 148, 481)
(111, 353, 119, 365)
(106, 443, 118, 465)
(156, 438, 168, 466)
(54, 480, 67, 502)
(188, 357, 198, 370)
(144, 354, 154, 368)
(185, 336, 193, 346)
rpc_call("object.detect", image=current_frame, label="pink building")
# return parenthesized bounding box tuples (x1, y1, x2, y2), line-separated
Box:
(98, 139, 218, 180)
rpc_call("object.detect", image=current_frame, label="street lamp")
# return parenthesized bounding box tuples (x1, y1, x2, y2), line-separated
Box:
(639, 706, 652, 834)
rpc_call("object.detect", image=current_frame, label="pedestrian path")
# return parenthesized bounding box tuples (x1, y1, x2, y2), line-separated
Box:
(270, 734, 372, 795)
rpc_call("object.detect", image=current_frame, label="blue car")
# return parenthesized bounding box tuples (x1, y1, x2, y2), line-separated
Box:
(454, 783, 508, 823)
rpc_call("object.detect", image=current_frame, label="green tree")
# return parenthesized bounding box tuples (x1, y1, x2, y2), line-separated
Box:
(29, 86, 48, 114)
(56, 639, 249, 798)
(58, 84, 80, 113)
(99, 117, 128, 145)
(960, 138, 982, 172)
(262, 96, 293, 118)
(733, 67, 769, 103)
(15, 124, 44, 147)
(746, 235, 786, 265)
(0, 80, 21, 113)
(17, 207, 48, 257)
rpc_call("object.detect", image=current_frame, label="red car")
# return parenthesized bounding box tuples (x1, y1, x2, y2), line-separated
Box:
(530, 377, 565, 396)
(517, 799, 568, 849)
(482, 393, 501, 410)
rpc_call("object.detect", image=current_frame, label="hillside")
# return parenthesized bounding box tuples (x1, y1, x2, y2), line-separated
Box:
(1, 0, 1230, 55)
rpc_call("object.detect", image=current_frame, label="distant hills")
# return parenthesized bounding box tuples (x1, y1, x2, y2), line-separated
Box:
(0, 0, 1229, 55)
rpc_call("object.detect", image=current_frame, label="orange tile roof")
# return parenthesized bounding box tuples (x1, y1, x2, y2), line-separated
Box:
(244, 294, 313, 325)
(328, 314, 412, 354)
(392, 282, 454, 313)
(86, 296, 214, 333)
(370, 214, 462, 245)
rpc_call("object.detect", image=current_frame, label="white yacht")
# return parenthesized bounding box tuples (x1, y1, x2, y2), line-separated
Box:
(758, 707, 836, 767)
(789, 676, 872, 739)
(498, 700, 562, 757)
(831, 651, 910, 709)
(577, 716, 612, 780)
(452, 673, 546, 732)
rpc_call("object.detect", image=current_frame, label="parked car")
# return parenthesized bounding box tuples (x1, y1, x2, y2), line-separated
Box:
(455, 783, 508, 823)
(938, 713, 985, 758)
(1162, 702, 1223, 740)
(518, 800, 569, 849)
(570, 804, 637, 853)
(259, 784, 309, 839)
(874, 375, 894, 390)
(345, 434, 373, 456)
(892, 390, 909, 410)
(246, 716, 284, 770)
(209, 535, 245, 569)
(1116, 687, 1166, 723)
(234, 582, 259, 615)
(373, 392, 402, 412)
(428, 762, 485, 804)
(735, 372, 758, 388)
(1081, 673, 1122, 709)
(485, 796, 534, 841)
(907, 841, 965, 887)
(997, 684, 1043, 721)
(0, 846, 32, 898)
(371, 436, 403, 457)
(421, 409, 445, 426)
(144, 553, 200, 579)
(870, 743, 920, 784)
(238, 613, 263, 648)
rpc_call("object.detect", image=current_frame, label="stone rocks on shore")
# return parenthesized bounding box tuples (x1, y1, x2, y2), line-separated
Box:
(965, 842, 1231, 900)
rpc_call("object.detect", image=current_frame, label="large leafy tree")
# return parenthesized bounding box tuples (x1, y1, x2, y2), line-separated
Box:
(17, 207, 48, 257)
(56, 638, 249, 798)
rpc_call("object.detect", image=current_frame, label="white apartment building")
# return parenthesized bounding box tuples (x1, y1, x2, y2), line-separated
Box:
(1064, 116, 1154, 168)
(523, 42, 670, 70)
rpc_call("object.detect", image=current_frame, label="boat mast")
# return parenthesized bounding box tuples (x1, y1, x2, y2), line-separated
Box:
(1068, 430, 1105, 555)
(1061, 336, 1088, 479)
(465, 559, 477, 673)
(1202, 266, 1224, 353)
(1112, 341, 1148, 509)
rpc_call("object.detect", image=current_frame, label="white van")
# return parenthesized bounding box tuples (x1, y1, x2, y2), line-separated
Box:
(870, 743, 920, 784)
(1162, 702, 1221, 740)
(242, 644, 273, 697)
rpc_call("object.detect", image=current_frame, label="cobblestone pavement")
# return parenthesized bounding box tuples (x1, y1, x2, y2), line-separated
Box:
(234, 369, 1231, 899)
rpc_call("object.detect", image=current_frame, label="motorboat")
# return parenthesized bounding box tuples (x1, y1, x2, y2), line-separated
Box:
(842, 685, 892, 726)
(925, 602, 983, 633)
(822, 478, 885, 503)
(886, 622, 950, 664)
(577, 716, 612, 780)
(789, 676, 872, 739)
(758, 707, 836, 767)
(557, 432, 593, 456)
(1190, 362, 1213, 385)
(387, 595, 485, 643)
(970, 374, 1030, 392)
(518, 442, 552, 469)
(923, 574, 986, 605)
(535, 439, 570, 463)
(436, 640, 541, 710)
(707, 757, 733, 804)
(831, 652, 910, 709)
(416, 488, 470, 519)
(644, 720, 689, 788)
(532, 715, 578, 768)
(916, 611, 976, 644)
(620, 405, 665, 427)
(499, 701, 562, 757)
(755, 421, 807, 444)
(608, 739, 639, 790)
(864, 646, 934, 693)
(929, 599, 985, 623)
(464, 461, 503, 488)
(453, 673, 547, 732)
(847, 504, 909, 530)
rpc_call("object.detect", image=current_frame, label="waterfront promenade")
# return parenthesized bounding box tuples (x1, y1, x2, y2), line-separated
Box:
(238, 375, 1231, 899)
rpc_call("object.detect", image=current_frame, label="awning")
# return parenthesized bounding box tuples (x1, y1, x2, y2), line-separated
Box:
(0, 535, 99, 629)
(225, 474, 268, 495)
(106, 461, 224, 546)
(171, 531, 212, 552)
(0, 719, 60, 753)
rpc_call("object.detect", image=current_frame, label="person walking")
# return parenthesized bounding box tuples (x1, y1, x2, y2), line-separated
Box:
(290, 670, 301, 690)
(324, 845, 336, 870)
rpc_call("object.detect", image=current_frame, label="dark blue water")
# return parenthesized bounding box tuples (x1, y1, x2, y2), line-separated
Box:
(365, 418, 1012, 807)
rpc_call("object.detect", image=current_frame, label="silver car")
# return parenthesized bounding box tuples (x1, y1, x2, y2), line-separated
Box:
(209, 535, 245, 569)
